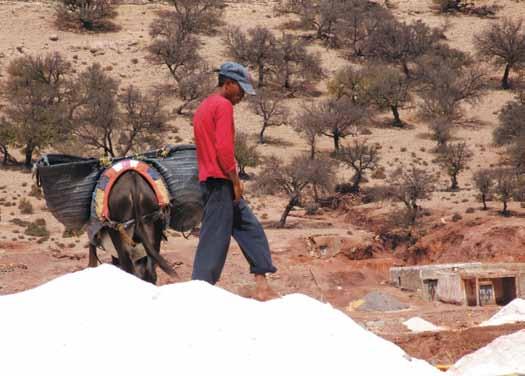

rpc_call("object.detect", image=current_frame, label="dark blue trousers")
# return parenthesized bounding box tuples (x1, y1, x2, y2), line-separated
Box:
(192, 178, 277, 285)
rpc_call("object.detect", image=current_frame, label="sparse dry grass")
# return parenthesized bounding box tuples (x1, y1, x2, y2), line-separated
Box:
(18, 198, 33, 215)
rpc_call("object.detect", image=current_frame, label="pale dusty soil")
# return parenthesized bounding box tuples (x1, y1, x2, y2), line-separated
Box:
(2, 0, 525, 366)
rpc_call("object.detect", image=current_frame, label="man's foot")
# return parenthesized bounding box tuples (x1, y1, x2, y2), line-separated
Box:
(253, 274, 280, 301)
(253, 285, 280, 301)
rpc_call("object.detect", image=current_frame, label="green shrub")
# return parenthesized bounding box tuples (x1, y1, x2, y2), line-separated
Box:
(24, 221, 49, 239)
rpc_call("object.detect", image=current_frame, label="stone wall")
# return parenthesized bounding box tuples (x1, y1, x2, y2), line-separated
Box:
(436, 273, 465, 305)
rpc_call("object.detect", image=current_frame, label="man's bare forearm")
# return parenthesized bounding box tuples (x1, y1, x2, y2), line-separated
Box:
(226, 170, 243, 202)
(226, 170, 240, 185)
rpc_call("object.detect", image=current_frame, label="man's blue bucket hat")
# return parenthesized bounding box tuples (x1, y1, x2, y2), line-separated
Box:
(218, 62, 256, 95)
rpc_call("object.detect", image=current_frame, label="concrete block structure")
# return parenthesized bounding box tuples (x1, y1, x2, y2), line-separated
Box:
(390, 263, 525, 306)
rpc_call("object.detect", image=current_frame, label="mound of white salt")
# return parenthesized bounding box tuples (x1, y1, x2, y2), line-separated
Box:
(447, 329, 525, 376)
(403, 317, 445, 333)
(0, 265, 441, 376)
(480, 298, 525, 327)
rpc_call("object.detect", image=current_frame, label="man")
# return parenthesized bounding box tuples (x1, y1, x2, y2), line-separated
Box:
(192, 62, 278, 300)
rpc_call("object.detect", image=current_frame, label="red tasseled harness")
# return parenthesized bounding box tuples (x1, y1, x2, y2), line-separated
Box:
(93, 159, 171, 223)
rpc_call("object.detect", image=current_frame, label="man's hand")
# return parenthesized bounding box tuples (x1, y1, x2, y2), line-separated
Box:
(233, 180, 244, 203)
(227, 171, 244, 203)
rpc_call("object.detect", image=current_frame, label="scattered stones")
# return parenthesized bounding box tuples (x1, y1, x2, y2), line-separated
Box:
(0, 263, 28, 273)
(366, 320, 386, 330)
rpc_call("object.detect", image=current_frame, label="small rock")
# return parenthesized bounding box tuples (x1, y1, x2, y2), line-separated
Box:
(16, 46, 24, 53)
(49, 35, 59, 42)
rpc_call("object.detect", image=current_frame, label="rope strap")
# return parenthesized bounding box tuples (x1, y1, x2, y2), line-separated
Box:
(103, 206, 170, 247)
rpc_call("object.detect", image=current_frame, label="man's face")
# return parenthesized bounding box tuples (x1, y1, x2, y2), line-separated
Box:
(225, 80, 245, 106)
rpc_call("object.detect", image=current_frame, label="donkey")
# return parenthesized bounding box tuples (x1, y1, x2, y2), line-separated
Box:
(88, 170, 177, 284)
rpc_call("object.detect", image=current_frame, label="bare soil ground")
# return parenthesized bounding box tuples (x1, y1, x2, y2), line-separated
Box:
(388, 323, 525, 366)
(2, 0, 525, 367)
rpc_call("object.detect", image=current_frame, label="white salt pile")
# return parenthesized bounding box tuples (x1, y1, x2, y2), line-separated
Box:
(0, 265, 441, 376)
(480, 298, 525, 327)
(447, 329, 525, 376)
(403, 317, 445, 333)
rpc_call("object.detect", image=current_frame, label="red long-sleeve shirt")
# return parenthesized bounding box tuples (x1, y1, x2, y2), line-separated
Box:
(193, 94, 237, 182)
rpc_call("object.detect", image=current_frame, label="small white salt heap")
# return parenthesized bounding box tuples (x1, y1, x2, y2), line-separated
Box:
(403, 317, 445, 333)
(480, 298, 525, 327)
(0, 265, 441, 376)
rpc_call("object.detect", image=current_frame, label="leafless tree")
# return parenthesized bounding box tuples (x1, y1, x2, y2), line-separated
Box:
(429, 117, 454, 150)
(256, 155, 336, 227)
(432, 0, 500, 16)
(56, 0, 119, 31)
(494, 97, 525, 145)
(337, 138, 380, 192)
(276, 0, 337, 46)
(315, 98, 367, 152)
(365, 19, 441, 77)
(117, 85, 169, 156)
(493, 167, 516, 216)
(0, 118, 16, 165)
(277, 0, 399, 52)
(275, 0, 317, 26)
(235, 131, 260, 179)
(249, 89, 288, 144)
(508, 136, 525, 175)
(474, 17, 525, 89)
(175, 66, 215, 115)
(415, 53, 487, 120)
(68, 65, 169, 157)
(389, 166, 436, 224)
(360, 64, 411, 127)
(329, 63, 411, 126)
(327, 65, 367, 103)
(166, 0, 225, 35)
(438, 141, 473, 190)
(339, 0, 390, 56)
(67, 63, 121, 157)
(225, 26, 277, 87)
(273, 33, 323, 90)
(316, 0, 355, 47)
(148, 19, 203, 83)
(473, 169, 494, 210)
(2, 53, 71, 167)
(416, 43, 473, 73)
(294, 105, 325, 159)
(432, 0, 461, 12)
(148, 19, 212, 114)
